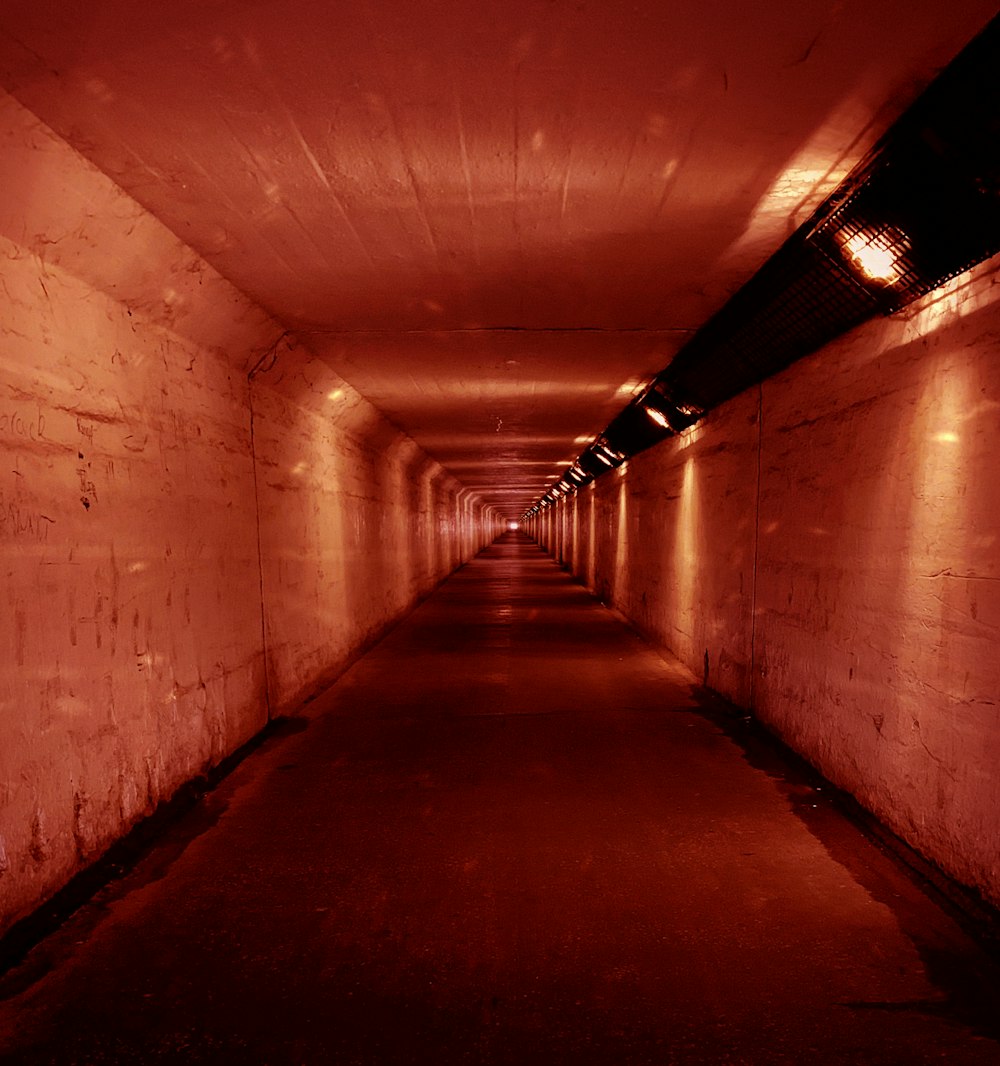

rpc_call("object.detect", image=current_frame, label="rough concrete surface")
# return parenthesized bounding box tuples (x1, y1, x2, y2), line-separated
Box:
(531, 261, 1000, 909)
(0, 535, 997, 1064)
(251, 340, 495, 715)
(0, 91, 498, 940)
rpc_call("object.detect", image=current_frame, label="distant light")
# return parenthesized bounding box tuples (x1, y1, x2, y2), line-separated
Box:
(507, 520, 520, 531)
(933, 431, 960, 443)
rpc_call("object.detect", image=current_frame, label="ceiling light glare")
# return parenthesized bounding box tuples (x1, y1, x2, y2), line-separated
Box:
(644, 405, 671, 429)
(599, 445, 625, 463)
(839, 227, 908, 284)
(676, 403, 703, 419)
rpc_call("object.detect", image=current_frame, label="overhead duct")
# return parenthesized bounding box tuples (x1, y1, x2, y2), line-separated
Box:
(525, 13, 1000, 516)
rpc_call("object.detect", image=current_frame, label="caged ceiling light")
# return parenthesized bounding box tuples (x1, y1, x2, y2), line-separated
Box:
(639, 382, 704, 435)
(577, 450, 611, 479)
(645, 405, 671, 430)
(594, 440, 626, 466)
(805, 15, 1000, 312)
(838, 226, 909, 285)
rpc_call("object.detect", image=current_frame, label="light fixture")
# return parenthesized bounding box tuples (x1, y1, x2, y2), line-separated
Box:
(593, 440, 625, 466)
(837, 225, 909, 285)
(637, 383, 705, 438)
(644, 405, 671, 429)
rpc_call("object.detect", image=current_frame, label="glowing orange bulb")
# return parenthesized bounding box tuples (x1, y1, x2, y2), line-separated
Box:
(644, 405, 670, 429)
(841, 232, 904, 283)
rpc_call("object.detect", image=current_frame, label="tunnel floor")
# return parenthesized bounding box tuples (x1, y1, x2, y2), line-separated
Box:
(2, 532, 999, 1064)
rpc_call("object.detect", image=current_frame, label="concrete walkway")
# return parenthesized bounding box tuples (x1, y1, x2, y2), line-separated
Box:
(1, 533, 998, 1064)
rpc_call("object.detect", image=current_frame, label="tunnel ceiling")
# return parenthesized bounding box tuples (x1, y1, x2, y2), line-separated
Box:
(1, 1, 995, 516)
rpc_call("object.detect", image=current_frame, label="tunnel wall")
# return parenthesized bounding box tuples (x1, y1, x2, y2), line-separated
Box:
(0, 94, 497, 939)
(250, 343, 497, 714)
(532, 260, 1000, 908)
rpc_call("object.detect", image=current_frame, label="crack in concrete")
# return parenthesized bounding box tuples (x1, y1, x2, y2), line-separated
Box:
(926, 568, 1000, 582)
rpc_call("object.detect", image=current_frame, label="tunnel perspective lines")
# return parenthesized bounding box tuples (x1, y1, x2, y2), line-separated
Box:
(0, 532, 997, 1064)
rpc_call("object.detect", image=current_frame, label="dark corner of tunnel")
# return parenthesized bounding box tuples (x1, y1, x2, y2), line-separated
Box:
(683, 677, 1000, 1020)
(0, 712, 311, 990)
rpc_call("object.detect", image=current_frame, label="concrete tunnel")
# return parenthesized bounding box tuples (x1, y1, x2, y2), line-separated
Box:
(1, 1, 1000, 1061)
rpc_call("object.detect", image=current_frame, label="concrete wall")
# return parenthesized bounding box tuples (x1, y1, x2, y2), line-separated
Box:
(250, 342, 496, 714)
(0, 94, 496, 938)
(531, 260, 1000, 908)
